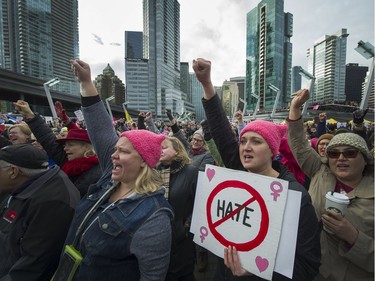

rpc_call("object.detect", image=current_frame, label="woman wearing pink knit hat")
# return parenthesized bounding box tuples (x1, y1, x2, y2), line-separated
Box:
(193, 58, 320, 281)
(52, 60, 173, 281)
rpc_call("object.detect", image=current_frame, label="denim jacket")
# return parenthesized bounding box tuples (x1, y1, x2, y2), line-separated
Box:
(63, 178, 173, 281)
(60, 96, 174, 281)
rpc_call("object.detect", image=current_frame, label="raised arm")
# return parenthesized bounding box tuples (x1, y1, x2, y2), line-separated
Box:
(144, 112, 160, 134)
(70, 59, 118, 175)
(55, 101, 79, 130)
(192, 58, 242, 169)
(14, 100, 68, 166)
(287, 89, 322, 177)
(192, 58, 216, 100)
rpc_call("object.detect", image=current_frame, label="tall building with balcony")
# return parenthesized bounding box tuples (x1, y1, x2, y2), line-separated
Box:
(246, 0, 293, 112)
(0, 0, 79, 95)
(143, 0, 182, 118)
(307, 29, 349, 104)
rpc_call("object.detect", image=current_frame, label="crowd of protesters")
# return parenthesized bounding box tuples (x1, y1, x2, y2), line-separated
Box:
(0, 58, 373, 281)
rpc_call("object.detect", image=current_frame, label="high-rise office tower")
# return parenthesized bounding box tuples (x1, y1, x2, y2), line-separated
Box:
(345, 63, 368, 104)
(230, 77, 246, 112)
(125, 31, 143, 59)
(124, 31, 150, 112)
(246, 0, 293, 112)
(180, 62, 195, 114)
(0, 0, 79, 95)
(222, 81, 239, 117)
(291, 66, 302, 94)
(307, 29, 348, 103)
(190, 73, 205, 122)
(143, 0, 182, 117)
(180, 62, 191, 103)
(125, 1, 194, 117)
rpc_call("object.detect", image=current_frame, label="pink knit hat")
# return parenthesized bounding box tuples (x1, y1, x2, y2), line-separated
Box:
(120, 130, 165, 168)
(239, 120, 287, 158)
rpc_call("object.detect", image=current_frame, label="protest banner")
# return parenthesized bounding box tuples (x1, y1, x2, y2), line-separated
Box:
(74, 109, 84, 121)
(191, 164, 300, 280)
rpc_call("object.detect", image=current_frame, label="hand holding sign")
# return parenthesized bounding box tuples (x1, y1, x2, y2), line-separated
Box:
(191, 165, 292, 281)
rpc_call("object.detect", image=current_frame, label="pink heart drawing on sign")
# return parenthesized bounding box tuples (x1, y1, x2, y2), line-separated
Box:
(206, 168, 215, 182)
(255, 256, 269, 273)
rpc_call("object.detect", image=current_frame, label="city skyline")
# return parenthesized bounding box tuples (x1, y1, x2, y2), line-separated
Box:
(78, 0, 374, 87)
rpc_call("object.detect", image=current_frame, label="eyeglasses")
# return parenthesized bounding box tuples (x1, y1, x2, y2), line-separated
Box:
(326, 149, 359, 159)
(192, 138, 203, 143)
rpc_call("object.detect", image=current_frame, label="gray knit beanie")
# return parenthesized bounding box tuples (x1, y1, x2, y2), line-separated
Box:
(326, 133, 372, 163)
(193, 129, 204, 139)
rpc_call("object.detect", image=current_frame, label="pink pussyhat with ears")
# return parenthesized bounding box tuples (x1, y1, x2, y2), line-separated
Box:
(120, 130, 165, 168)
(239, 120, 288, 159)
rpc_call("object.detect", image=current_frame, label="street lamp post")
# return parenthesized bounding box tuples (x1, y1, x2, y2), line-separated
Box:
(268, 84, 281, 120)
(355, 40, 374, 110)
(251, 94, 260, 120)
(239, 98, 247, 116)
(43, 77, 60, 118)
(299, 68, 315, 116)
(105, 96, 115, 121)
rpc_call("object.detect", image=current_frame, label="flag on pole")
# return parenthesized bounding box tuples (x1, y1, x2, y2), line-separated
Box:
(125, 108, 133, 122)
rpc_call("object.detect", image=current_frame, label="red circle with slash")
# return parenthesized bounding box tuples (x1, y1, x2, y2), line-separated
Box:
(206, 180, 269, 251)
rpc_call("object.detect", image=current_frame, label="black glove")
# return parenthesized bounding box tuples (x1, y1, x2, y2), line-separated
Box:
(200, 120, 212, 141)
(165, 108, 173, 121)
(353, 109, 368, 124)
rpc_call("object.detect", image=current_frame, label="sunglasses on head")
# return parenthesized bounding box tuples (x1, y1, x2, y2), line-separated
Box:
(326, 149, 359, 159)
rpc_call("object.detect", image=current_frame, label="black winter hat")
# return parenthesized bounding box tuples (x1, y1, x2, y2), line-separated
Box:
(0, 144, 49, 169)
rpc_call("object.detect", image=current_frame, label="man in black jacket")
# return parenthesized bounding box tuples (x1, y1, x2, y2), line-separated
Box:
(0, 144, 80, 281)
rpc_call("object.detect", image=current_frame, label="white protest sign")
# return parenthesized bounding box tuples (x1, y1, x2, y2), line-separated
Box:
(191, 165, 290, 280)
(74, 109, 84, 121)
(273, 189, 300, 278)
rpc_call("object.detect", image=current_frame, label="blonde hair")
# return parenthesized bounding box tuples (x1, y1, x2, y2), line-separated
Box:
(134, 165, 164, 194)
(166, 136, 192, 165)
(8, 123, 32, 140)
(82, 143, 96, 157)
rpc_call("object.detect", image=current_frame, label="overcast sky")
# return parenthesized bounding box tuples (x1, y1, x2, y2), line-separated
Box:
(78, 0, 374, 86)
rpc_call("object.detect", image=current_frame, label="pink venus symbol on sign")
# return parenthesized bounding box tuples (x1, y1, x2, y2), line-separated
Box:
(270, 181, 283, 201)
(200, 226, 208, 242)
(206, 168, 215, 182)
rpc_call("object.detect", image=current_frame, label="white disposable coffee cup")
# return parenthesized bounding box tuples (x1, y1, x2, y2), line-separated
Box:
(324, 192, 350, 233)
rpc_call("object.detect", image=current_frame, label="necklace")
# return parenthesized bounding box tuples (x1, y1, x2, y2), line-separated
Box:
(119, 188, 134, 198)
(110, 186, 134, 202)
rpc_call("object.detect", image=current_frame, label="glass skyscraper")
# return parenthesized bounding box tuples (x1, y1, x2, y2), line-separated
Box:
(125, 31, 143, 59)
(307, 29, 348, 103)
(0, 0, 79, 95)
(143, 0, 181, 117)
(246, 0, 293, 112)
(124, 31, 151, 112)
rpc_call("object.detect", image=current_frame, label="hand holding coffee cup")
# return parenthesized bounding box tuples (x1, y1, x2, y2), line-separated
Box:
(323, 192, 350, 234)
